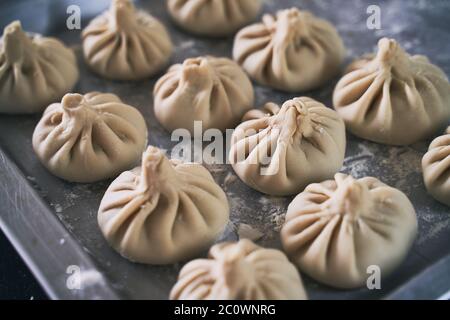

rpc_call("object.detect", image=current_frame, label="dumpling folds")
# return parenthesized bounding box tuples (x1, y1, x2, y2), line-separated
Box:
(281, 173, 418, 289)
(170, 239, 307, 300)
(32, 92, 147, 183)
(167, 0, 262, 37)
(422, 127, 450, 207)
(333, 38, 450, 145)
(154, 56, 254, 133)
(233, 7, 345, 92)
(98, 146, 229, 264)
(0, 21, 78, 114)
(229, 97, 346, 196)
(82, 0, 173, 80)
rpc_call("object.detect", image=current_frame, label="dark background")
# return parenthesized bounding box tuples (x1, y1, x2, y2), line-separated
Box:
(0, 231, 46, 299)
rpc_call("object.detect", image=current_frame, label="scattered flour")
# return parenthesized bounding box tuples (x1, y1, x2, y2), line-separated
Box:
(54, 204, 63, 213)
(270, 212, 286, 232)
(78, 269, 105, 289)
(177, 40, 195, 50)
(222, 172, 237, 190)
(237, 223, 263, 242)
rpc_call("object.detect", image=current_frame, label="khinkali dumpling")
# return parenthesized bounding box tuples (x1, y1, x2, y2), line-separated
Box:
(233, 7, 346, 92)
(82, 0, 173, 80)
(422, 127, 450, 207)
(229, 97, 346, 196)
(32, 92, 147, 183)
(167, 0, 262, 37)
(0, 21, 78, 114)
(281, 173, 418, 289)
(333, 38, 450, 145)
(154, 56, 254, 133)
(170, 239, 307, 300)
(98, 146, 229, 264)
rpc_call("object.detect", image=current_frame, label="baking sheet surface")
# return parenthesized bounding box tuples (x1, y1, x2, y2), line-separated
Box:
(0, 0, 449, 299)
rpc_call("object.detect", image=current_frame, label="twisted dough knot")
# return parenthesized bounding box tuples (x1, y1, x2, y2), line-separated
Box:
(325, 174, 373, 220)
(109, 0, 136, 30)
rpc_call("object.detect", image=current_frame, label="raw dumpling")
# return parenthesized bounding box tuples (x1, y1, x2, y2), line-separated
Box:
(154, 56, 254, 133)
(82, 0, 173, 80)
(167, 0, 262, 37)
(333, 38, 450, 145)
(0, 21, 78, 114)
(170, 239, 307, 300)
(241, 101, 280, 122)
(281, 173, 418, 289)
(229, 97, 346, 196)
(32, 92, 147, 183)
(233, 7, 346, 92)
(422, 127, 450, 207)
(98, 146, 229, 264)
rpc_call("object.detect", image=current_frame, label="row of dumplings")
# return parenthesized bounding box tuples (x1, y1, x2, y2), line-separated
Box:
(0, 0, 449, 299)
(96, 143, 418, 298)
(29, 86, 448, 204)
(29, 92, 422, 297)
(19, 0, 448, 203)
(2, 0, 449, 140)
(2, 0, 449, 145)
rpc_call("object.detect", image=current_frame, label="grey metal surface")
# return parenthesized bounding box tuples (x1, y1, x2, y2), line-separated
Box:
(0, 0, 449, 299)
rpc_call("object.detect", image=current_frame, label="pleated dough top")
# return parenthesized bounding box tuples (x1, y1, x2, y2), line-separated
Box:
(422, 127, 450, 207)
(333, 38, 450, 145)
(98, 146, 230, 264)
(281, 173, 418, 289)
(0, 21, 78, 114)
(82, 0, 173, 80)
(229, 97, 346, 196)
(233, 7, 346, 92)
(32, 92, 148, 183)
(154, 56, 254, 133)
(167, 0, 262, 37)
(170, 239, 307, 300)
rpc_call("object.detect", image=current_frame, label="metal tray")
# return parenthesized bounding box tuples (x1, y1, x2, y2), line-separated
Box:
(0, 0, 449, 300)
